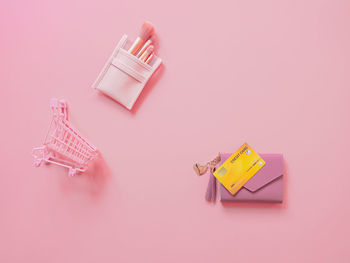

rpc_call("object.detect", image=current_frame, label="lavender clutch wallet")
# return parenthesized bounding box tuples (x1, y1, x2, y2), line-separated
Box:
(218, 153, 284, 203)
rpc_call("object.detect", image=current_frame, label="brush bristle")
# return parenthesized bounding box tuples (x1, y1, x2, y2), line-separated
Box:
(139, 22, 154, 41)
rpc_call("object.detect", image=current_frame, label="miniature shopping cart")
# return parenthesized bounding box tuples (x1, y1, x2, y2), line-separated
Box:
(32, 98, 97, 176)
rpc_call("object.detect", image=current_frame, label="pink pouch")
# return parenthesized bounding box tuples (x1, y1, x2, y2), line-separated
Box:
(92, 35, 162, 110)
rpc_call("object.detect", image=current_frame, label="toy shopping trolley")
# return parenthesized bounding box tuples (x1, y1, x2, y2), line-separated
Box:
(32, 98, 98, 176)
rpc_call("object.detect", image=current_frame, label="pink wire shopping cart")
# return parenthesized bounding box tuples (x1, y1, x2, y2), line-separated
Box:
(32, 98, 98, 176)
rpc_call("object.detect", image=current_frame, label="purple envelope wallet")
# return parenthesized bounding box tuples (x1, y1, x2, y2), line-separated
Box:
(218, 153, 284, 203)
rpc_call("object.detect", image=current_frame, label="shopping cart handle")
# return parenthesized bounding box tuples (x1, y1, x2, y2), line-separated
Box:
(50, 98, 66, 108)
(50, 98, 68, 120)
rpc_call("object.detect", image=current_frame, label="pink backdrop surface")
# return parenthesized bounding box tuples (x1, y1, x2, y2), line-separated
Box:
(1, 0, 350, 262)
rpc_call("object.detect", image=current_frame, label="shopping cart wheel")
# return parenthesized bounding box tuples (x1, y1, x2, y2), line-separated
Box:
(33, 158, 43, 167)
(43, 151, 53, 164)
(68, 168, 77, 177)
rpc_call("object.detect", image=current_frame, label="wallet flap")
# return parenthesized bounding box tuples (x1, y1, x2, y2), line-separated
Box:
(243, 154, 283, 192)
(219, 153, 283, 193)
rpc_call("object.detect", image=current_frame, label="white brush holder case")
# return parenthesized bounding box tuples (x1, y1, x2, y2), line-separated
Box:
(92, 34, 162, 110)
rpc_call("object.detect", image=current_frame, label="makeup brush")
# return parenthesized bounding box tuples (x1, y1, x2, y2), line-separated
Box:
(145, 53, 154, 64)
(128, 22, 154, 55)
(136, 39, 152, 58)
(139, 45, 154, 62)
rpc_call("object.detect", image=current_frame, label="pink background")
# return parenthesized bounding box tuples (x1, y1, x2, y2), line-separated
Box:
(1, 0, 350, 262)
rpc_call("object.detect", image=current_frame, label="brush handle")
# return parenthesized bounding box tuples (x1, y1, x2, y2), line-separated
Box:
(137, 40, 152, 58)
(140, 50, 152, 62)
(145, 53, 154, 64)
(128, 37, 143, 55)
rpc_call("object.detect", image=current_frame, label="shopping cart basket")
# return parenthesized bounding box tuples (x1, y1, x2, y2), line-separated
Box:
(32, 98, 98, 176)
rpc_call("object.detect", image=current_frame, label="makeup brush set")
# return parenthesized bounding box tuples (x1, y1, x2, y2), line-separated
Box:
(92, 22, 162, 110)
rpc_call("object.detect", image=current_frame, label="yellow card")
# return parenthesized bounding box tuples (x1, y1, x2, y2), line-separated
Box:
(213, 143, 265, 195)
